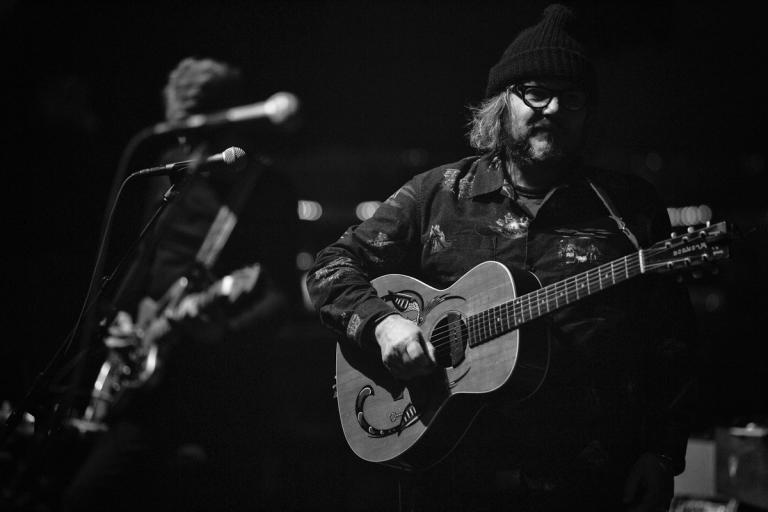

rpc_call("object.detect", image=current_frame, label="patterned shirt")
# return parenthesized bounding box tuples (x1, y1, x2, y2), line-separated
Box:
(307, 153, 697, 478)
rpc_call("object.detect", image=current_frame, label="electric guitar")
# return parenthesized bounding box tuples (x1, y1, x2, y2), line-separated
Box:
(335, 222, 730, 471)
(74, 263, 263, 431)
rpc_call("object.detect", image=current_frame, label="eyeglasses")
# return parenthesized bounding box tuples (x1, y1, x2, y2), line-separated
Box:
(508, 84, 588, 111)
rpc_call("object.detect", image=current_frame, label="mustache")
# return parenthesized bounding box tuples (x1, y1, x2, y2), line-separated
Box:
(528, 111, 563, 131)
(529, 119, 561, 133)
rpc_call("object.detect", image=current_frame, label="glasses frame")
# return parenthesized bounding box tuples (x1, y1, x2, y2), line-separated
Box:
(508, 84, 588, 112)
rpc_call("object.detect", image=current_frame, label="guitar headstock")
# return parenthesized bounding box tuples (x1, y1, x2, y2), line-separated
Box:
(644, 221, 730, 275)
(217, 263, 263, 302)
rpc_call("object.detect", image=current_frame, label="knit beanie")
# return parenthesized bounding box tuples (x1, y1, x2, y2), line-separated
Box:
(485, 3, 597, 100)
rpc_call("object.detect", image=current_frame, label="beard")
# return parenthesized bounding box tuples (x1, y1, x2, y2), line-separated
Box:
(505, 130, 570, 168)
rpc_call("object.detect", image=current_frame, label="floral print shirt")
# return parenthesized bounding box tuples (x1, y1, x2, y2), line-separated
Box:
(307, 153, 697, 476)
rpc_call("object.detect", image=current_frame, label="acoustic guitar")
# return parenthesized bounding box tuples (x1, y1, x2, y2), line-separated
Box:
(335, 222, 729, 471)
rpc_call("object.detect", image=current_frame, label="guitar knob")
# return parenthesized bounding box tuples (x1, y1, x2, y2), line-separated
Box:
(687, 226, 695, 233)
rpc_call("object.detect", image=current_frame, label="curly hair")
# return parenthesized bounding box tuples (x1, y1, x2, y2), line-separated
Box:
(162, 57, 245, 123)
(466, 91, 508, 154)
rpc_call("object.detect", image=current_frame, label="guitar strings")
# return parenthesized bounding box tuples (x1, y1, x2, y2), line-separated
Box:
(425, 228, 717, 350)
(425, 252, 651, 352)
(429, 258, 643, 351)
(428, 243, 684, 351)
(428, 241, 709, 353)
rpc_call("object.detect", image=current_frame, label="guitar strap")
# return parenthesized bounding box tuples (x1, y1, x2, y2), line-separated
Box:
(194, 157, 264, 271)
(586, 178, 642, 250)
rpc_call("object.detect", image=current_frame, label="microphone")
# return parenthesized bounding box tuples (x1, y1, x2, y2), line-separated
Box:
(132, 146, 247, 177)
(152, 92, 300, 134)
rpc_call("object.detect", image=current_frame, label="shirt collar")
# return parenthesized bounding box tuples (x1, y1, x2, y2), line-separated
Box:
(470, 153, 586, 198)
(469, 154, 506, 197)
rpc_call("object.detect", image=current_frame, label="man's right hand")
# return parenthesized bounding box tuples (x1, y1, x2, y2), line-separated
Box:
(374, 314, 436, 380)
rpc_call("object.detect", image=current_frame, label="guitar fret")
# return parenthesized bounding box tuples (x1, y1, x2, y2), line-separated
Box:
(526, 297, 533, 323)
(534, 290, 541, 318)
(489, 308, 495, 338)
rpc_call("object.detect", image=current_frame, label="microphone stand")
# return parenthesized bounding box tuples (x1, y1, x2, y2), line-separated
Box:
(58, 182, 183, 425)
(0, 121, 201, 451)
(0, 173, 191, 509)
(0, 180, 181, 448)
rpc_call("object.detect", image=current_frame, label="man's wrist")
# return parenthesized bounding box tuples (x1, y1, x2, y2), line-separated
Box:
(374, 312, 400, 327)
(373, 313, 401, 338)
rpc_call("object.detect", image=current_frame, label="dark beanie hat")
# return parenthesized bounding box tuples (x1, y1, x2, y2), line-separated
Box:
(485, 3, 596, 100)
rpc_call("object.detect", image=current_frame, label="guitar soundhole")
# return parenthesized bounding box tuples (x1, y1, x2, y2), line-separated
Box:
(431, 312, 467, 368)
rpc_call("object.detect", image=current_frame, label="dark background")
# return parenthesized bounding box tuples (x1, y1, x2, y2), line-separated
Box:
(1, 0, 766, 509)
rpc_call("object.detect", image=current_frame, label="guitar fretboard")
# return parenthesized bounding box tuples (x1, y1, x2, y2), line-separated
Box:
(466, 251, 643, 347)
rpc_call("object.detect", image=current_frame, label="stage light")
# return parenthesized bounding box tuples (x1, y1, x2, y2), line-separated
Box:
(297, 200, 322, 221)
(667, 204, 713, 227)
(296, 251, 314, 271)
(355, 201, 381, 221)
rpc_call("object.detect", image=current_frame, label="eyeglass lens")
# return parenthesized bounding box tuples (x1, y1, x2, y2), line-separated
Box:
(519, 86, 587, 110)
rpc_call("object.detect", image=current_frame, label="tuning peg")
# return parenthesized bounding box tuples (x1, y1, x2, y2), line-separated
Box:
(687, 226, 695, 233)
(670, 232, 678, 238)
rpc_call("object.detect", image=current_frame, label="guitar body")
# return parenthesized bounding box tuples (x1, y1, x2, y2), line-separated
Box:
(82, 283, 185, 424)
(76, 263, 263, 430)
(335, 260, 551, 471)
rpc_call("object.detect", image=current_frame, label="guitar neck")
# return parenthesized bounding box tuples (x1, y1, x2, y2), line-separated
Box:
(163, 263, 262, 321)
(467, 251, 644, 347)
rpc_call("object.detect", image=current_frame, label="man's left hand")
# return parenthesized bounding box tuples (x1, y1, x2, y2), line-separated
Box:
(623, 452, 674, 512)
